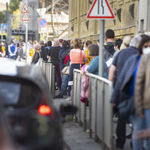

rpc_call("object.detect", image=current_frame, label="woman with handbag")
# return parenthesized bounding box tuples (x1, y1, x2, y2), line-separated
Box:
(110, 34, 150, 150)
(67, 38, 88, 101)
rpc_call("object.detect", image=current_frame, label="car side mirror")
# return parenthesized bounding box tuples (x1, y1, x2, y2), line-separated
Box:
(60, 103, 77, 117)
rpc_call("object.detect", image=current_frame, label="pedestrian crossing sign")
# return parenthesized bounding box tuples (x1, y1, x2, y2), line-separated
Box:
(86, 0, 115, 20)
(1, 24, 7, 31)
(21, 3, 30, 13)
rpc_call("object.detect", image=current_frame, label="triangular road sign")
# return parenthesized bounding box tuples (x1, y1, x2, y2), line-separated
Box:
(86, 0, 115, 19)
(22, 13, 29, 21)
(21, 3, 30, 13)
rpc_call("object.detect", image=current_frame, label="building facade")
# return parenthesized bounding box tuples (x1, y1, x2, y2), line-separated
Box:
(69, 0, 139, 42)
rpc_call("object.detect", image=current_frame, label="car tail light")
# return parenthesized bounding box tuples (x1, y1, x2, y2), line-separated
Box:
(38, 105, 52, 115)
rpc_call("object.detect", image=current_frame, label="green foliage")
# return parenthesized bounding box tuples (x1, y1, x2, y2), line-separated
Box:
(9, 0, 20, 14)
(0, 11, 6, 24)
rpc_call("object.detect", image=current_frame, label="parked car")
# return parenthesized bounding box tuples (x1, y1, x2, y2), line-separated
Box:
(0, 58, 77, 150)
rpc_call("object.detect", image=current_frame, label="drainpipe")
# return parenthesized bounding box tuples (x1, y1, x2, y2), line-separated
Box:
(136, 0, 140, 34)
(68, 0, 71, 39)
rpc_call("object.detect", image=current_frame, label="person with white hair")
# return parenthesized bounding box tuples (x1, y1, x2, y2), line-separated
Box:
(110, 34, 143, 149)
(47, 39, 62, 91)
(109, 35, 133, 84)
(32, 43, 42, 64)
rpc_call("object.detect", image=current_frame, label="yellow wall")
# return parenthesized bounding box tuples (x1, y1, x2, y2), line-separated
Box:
(69, 0, 138, 42)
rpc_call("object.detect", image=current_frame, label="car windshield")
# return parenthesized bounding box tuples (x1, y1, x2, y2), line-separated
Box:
(0, 81, 41, 107)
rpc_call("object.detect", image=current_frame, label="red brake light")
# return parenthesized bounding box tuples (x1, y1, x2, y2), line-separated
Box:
(38, 105, 52, 115)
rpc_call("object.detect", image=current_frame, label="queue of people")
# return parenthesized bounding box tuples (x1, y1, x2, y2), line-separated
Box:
(107, 32, 150, 149)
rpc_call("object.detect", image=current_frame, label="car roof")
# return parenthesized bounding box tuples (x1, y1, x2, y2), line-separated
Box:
(0, 58, 48, 91)
(0, 58, 26, 76)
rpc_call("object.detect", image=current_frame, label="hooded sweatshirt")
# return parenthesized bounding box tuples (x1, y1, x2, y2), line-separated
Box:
(103, 42, 115, 61)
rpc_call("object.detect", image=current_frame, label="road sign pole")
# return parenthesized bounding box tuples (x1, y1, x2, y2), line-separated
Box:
(99, 20, 105, 77)
(25, 23, 28, 63)
(2, 31, 3, 41)
(1, 24, 2, 41)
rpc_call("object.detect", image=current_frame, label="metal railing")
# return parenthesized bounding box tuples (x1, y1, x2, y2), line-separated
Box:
(42, 62, 55, 98)
(73, 69, 113, 150)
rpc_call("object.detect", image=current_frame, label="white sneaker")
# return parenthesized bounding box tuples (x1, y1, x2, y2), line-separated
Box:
(66, 97, 71, 101)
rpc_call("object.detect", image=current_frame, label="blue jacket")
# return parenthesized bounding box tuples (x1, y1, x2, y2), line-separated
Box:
(110, 53, 140, 105)
(8, 44, 17, 56)
(87, 56, 108, 79)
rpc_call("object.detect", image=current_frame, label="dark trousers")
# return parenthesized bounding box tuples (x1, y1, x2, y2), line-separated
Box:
(116, 113, 128, 147)
(54, 65, 62, 91)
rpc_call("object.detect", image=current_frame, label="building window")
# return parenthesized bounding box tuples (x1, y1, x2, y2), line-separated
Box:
(117, 8, 121, 22)
(129, 4, 134, 18)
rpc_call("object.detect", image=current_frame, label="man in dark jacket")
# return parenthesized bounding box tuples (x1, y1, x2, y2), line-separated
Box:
(59, 40, 69, 71)
(39, 40, 47, 62)
(110, 34, 142, 149)
(4, 42, 9, 58)
(47, 39, 62, 91)
(55, 40, 70, 98)
(103, 29, 115, 67)
(45, 41, 52, 61)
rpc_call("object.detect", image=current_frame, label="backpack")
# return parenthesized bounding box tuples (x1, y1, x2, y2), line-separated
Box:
(61, 49, 70, 60)
(103, 47, 113, 68)
(36, 52, 43, 67)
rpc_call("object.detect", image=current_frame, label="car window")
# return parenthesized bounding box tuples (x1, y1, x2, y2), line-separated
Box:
(0, 82, 21, 105)
(0, 81, 41, 107)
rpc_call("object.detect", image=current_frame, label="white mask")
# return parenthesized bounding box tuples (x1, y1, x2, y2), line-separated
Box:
(143, 47, 150, 55)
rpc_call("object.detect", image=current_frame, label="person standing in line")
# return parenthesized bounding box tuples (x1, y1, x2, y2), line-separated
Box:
(109, 36, 133, 84)
(133, 35, 150, 150)
(110, 34, 143, 149)
(0, 42, 6, 58)
(8, 40, 17, 60)
(4, 42, 9, 58)
(67, 38, 88, 101)
(39, 40, 47, 62)
(16, 43, 20, 59)
(55, 40, 70, 98)
(32, 44, 43, 64)
(103, 29, 116, 67)
(45, 41, 52, 62)
(59, 39, 63, 47)
(84, 40, 92, 65)
(18, 43, 26, 61)
(47, 39, 62, 91)
(86, 44, 108, 78)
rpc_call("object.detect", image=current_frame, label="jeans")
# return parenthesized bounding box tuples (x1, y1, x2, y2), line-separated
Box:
(68, 85, 71, 97)
(9, 55, 16, 60)
(116, 113, 128, 147)
(54, 65, 62, 91)
(132, 109, 150, 150)
(59, 74, 68, 95)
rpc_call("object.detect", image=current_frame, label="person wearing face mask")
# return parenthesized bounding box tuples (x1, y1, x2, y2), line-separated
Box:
(133, 35, 150, 150)
(110, 34, 150, 149)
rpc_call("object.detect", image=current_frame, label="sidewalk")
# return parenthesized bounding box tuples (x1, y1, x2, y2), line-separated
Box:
(53, 96, 132, 150)
(53, 96, 102, 150)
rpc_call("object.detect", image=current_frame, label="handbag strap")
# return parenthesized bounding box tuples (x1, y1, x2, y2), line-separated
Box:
(39, 52, 41, 58)
(80, 50, 82, 70)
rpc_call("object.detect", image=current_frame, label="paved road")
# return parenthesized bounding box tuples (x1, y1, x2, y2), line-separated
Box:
(53, 94, 132, 150)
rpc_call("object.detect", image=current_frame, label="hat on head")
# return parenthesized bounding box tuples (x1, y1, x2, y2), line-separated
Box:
(59, 39, 63, 43)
